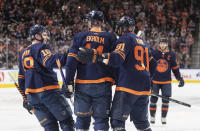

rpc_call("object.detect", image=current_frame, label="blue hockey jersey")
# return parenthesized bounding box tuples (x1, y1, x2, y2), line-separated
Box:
(18, 42, 66, 95)
(106, 33, 155, 95)
(66, 29, 117, 86)
(151, 48, 181, 84)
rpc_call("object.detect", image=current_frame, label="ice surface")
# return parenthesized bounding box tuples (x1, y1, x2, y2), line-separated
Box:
(0, 83, 199, 131)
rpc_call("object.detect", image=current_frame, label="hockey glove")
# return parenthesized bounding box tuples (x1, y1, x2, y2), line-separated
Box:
(178, 77, 184, 87)
(77, 47, 104, 63)
(61, 83, 73, 98)
(68, 81, 74, 93)
(23, 101, 32, 114)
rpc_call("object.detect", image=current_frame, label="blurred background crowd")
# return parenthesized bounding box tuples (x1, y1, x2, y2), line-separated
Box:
(0, 0, 199, 69)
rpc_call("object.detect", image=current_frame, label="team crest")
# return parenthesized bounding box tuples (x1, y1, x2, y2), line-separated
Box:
(156, 59, 168, 72)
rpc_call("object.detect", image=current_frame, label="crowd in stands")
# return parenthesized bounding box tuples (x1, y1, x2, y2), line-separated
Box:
(0, 0, 199, 69)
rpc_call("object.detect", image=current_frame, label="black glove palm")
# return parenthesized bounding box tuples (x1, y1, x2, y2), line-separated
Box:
(77, 47, 103, 63)
(178, 77, 184, 87)
(23, 101, 32, 114)
(61, 83, 73, 98)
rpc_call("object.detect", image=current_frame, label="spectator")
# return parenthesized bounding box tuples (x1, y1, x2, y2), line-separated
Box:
(0, 0, 198, 69)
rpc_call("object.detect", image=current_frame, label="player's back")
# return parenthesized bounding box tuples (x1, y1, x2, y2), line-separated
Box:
(19, 43, 59, 93)
(117, 33, 151, 92)
(74, 30, 116, 83)
(67, 30, 116, 96)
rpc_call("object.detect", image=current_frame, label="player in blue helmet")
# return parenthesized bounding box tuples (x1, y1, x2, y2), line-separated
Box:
(77, 16, 157, 131)
(65, 10, 117, 131)
(29, 24, 50, 43)
(18, 24, 74, 131)
(86, 10, 104, 27)
(149, 37, 184, 124)
(29, 24, 46, 40)
(116, 16, 135, 36)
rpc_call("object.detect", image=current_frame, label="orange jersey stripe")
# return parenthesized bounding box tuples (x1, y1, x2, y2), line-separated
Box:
(25, 85, 60, 94)
(115, 87, 150, 96)
(150, 107, 157, 110)
(43, 55, 51, 66)
(162, 108, 168, 110)
(75, 77, 114, 84)
(152, 80, 171, 84)
(18, 75, 24, 77)
(149, 56, 153, 61)
(68, 53, 79, 60)
(18, 75, 24, 79)
(114, 50, 125, 60)
(113, 50, 125, 60)
(77, 111, 93, 115)
(172, 66, 179, 70)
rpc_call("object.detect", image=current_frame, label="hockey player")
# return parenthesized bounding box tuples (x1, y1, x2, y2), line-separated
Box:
(149, 38, 184, 124)
(65, 10, 117, 131)
(77, 16, 157, 131)
(18, 24, 74, 131)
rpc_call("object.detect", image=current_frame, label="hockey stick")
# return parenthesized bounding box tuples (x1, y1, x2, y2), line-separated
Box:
(8, 72, 33, 114)
(135, 30, 189, 107)
(136, 30, 143, 38)
(151, 93, 191, 107)
(56, 59, 74, 104)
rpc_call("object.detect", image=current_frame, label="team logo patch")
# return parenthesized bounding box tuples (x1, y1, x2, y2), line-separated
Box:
(156, 59, 168, 72)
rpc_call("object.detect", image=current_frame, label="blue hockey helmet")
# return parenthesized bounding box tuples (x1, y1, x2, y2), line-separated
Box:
(116, 16, 135, 35)
(29, 24, 46, 40)
(118, 16, 135, 27)
(86, 10, 104, 25)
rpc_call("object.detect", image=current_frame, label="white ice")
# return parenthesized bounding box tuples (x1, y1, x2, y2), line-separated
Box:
(0, 83, 199, 131)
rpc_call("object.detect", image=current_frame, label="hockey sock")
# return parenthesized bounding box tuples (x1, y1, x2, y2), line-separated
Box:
(149, 102, 157, 117)
(161, 102, 169, 118)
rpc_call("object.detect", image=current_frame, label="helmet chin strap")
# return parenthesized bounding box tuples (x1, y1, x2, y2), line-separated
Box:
(34, 34, 43, 42)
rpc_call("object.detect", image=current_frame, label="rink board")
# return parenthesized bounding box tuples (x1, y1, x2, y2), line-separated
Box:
(0, 69, 200, 88)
